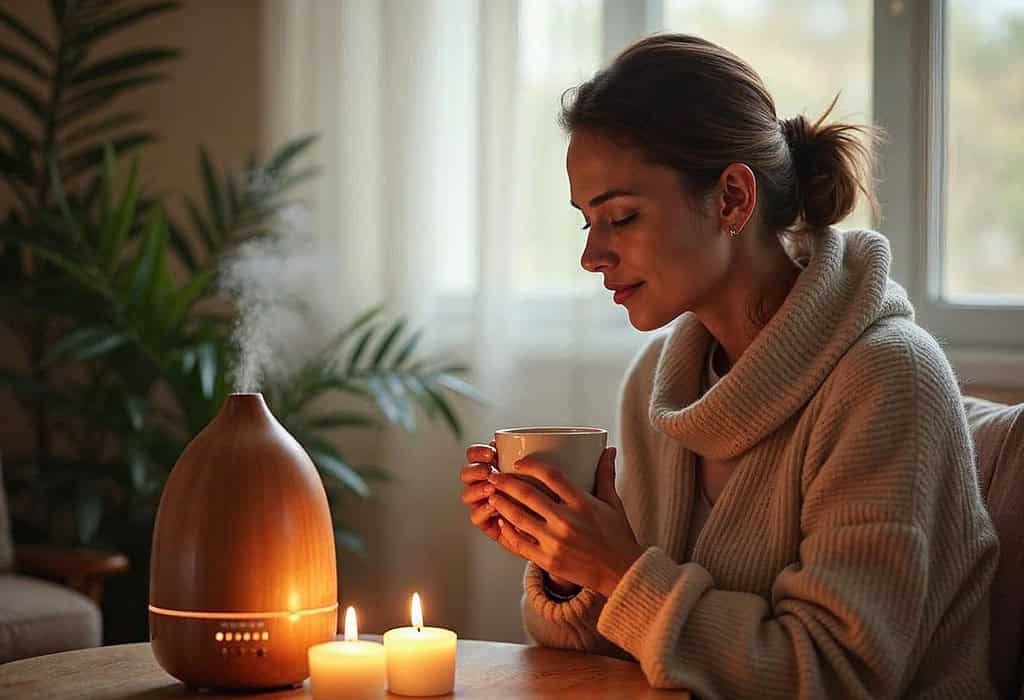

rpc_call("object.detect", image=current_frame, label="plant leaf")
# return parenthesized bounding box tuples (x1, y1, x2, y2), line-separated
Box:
(68, 2, 182, 47)
(166, 269, 212, 329)
(431, 373, 488, 405)
(392, 329, 423, 367)
(61, 75, 167, 123)
(309, 448, 370, 498)
(0, 45, 48, 81)
(199, 144, 225, 231)
(0, 76, 45, 118)
(101, 151, 140, 271)
(371, 319, 406, 368)
(165, 219, 198, 271)
(60, 132, 155, 181)
(365, 375, 401, 426)
(347, 324, 378, 373)
(184, 196, 218, 254)
(266, 134, 318, 173)
(0, 7, 53, 60)
(70, 48, 180, 85)
(197, 341, 217, 399)
(44, 327, 129, 365)
(333, 526, 367, 556)
(419, 379, 463, 440)
(61, 111, 144, 146)
(128, 209, 168, 305)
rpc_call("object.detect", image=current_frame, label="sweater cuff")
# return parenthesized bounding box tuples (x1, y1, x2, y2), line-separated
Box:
(597, 547, 714, 659)
(524, 562, 603, 624)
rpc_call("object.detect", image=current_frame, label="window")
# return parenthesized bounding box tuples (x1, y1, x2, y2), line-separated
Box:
(515, 0, 603, 294)
(461, 0, 1024, 361)
(943, 0, 1024, 302)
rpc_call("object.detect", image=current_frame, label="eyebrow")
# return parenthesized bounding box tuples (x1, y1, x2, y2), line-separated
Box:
(569, 189, 638, 209)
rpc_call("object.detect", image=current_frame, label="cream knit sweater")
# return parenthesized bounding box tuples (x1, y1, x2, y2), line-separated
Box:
(520, 228, 999, 699)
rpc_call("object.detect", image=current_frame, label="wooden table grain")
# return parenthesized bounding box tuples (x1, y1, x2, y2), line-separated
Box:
(0, 639, 690, 699)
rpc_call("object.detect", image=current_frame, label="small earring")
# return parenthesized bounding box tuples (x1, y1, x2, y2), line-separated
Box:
(728, 226, 740, 238)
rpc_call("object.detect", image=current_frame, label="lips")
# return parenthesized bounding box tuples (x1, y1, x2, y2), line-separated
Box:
(610, 282, 644, 304)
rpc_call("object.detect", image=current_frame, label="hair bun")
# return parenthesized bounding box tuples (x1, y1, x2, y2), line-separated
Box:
(780, 115, 816, 181)
(778, 107, 877, 231)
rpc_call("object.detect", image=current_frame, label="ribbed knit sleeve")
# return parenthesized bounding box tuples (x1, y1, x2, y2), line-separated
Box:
(519, 562, 631, 659)
(595, 324, 999, 698)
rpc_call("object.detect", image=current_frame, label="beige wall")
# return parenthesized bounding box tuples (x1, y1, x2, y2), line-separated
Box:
(0, 0, 264, 459)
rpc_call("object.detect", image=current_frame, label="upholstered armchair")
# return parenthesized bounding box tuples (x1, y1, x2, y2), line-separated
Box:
(0, 459, 128, 663)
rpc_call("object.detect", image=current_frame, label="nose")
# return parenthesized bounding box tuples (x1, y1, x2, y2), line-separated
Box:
(580, 229, 617, 274)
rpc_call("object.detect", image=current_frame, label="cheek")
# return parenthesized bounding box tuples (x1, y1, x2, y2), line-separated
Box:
(642, 223, 730, 308)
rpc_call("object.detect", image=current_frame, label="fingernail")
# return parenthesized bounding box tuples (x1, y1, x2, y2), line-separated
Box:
(488, 495, 496, 505)
(497, 518, 506, 528)
(482, 502, 494, 513)
(483, 484, 495, 495)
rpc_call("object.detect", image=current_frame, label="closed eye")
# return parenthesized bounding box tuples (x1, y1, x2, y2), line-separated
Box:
(580, 213, 637, 231)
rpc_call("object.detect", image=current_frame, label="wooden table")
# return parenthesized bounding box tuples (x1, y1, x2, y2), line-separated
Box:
(0, 639, 690, 699)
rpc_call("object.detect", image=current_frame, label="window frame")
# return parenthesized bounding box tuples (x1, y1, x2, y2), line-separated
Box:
(874, 0, 1024, 382)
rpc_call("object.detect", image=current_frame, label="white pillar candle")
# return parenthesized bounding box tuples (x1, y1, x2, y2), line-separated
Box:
(383, 593, 457, 696)
(308, 607, 386, 700)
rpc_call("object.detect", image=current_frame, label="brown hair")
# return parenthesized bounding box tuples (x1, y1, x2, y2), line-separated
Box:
(559, 33, 879, 235)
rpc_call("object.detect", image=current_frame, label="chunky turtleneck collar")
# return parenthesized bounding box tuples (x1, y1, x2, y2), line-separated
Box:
(649, 227, 914, 459)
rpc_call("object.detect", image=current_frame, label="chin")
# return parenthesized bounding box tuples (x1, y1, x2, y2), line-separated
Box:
(625, 306, 675, 332)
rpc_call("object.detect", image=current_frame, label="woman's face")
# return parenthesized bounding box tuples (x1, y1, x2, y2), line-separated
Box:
(568, 129, 732, 331)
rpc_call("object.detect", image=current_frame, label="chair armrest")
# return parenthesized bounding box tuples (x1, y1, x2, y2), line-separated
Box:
(15, 545, 130, 604)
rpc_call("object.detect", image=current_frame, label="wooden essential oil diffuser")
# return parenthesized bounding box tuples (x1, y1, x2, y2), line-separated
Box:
(149, 393, 338, 690)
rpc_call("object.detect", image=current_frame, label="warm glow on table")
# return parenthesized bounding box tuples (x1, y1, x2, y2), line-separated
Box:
(308, 607, 386, 700)
(382, 593, 457, 697)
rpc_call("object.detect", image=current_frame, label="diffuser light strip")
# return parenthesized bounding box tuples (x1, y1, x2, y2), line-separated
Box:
(148, 603, 338, 621)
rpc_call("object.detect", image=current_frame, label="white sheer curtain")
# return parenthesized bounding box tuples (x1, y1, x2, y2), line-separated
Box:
(262, 0, 645, 642)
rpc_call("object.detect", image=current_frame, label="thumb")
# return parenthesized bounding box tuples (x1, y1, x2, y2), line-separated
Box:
(593, 446, 622, 509)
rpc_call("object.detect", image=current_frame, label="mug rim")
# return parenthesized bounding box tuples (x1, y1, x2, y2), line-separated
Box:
(494, 426, 606, 436)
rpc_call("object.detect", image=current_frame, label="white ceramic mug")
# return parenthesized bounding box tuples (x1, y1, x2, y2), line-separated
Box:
(493, 427, 608, 496)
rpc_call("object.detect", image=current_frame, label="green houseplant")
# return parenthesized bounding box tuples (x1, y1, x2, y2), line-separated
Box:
(0, 0, 481, 641)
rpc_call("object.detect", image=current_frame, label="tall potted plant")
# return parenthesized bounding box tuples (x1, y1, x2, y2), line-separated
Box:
(0, 0, 481, 641)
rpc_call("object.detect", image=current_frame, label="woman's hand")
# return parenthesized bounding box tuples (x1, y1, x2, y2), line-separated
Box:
(459, 443, 599, 593)
(460, 442, 501, 541)
(486, 446, 645, 599)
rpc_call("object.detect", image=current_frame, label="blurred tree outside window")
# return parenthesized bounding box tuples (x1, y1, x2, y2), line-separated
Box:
(944, 0, 1024, 301)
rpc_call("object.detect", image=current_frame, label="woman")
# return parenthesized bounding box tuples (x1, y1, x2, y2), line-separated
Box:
(459, 34, 998, 698)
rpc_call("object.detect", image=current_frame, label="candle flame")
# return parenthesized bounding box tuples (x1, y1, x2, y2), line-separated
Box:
(411, 592, 423, 630)
(344, 606, 358, 642)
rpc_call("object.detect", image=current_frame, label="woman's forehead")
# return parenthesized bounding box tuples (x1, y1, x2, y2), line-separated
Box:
(567, 132, 678, 204)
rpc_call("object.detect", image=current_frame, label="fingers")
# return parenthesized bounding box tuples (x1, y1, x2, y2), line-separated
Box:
(488, 490, 545, 539)
(466, 443, 497, 465)
(593, 447, 623, 509)
(469, 502, 499, 540)
(460, 463, 495, 484)
(486, 473, 561, 523)
(496, 518, 543, 562)
(461, 481, 493, 505)
(512, 456, 584, 508)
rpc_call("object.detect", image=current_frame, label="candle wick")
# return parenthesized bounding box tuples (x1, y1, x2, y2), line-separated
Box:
(416, 625, 422, 633)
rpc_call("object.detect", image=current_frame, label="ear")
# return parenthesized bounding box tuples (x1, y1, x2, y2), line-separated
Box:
(717, 163, 757, 234)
